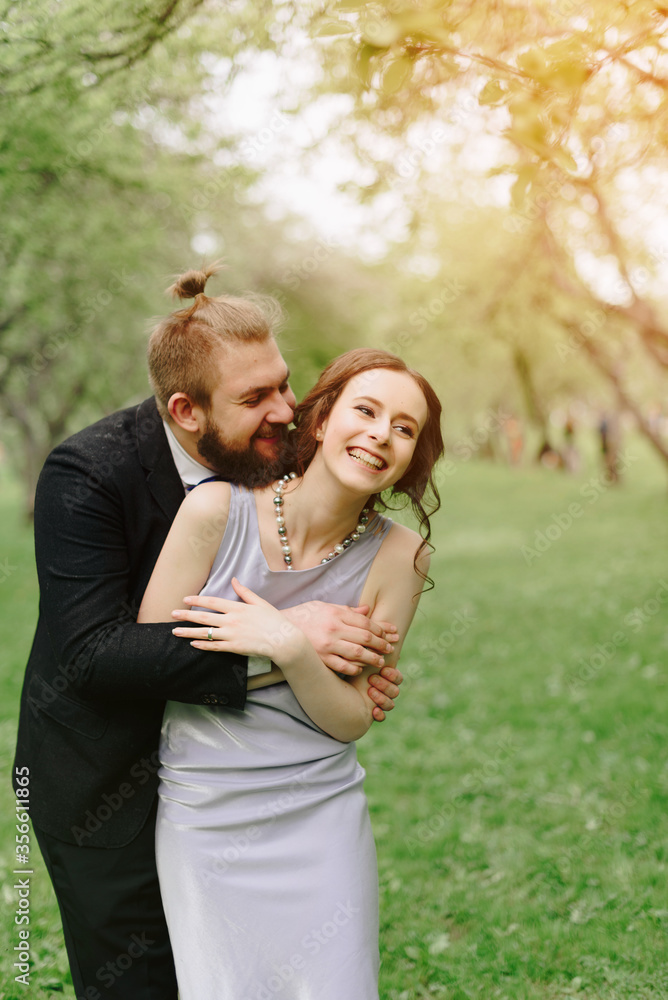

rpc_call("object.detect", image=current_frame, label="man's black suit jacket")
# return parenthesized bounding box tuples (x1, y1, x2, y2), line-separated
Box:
(13, 397, 248, 848)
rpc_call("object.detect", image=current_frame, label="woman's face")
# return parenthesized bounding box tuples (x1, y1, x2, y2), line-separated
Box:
(316, 368, 428, 495)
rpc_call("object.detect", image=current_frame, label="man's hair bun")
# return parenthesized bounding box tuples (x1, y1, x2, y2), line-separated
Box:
(166, 261, 226, 300)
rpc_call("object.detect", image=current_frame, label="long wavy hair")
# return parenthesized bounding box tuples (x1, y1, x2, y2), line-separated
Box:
(290, 349, 444, 589)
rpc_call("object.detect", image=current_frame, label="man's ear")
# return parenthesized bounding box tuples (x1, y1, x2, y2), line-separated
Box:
(167, 393, 205, 434)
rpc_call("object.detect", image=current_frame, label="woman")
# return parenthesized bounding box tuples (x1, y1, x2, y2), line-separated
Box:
(139, 342, 443, 998)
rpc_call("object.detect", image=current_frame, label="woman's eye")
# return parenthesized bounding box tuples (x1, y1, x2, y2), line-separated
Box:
(396, 425, 415, 437)
(355, 405, 374, 416)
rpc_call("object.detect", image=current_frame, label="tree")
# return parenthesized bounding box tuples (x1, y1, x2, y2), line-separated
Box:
(310, 0, 668, 468)
(0, 0, 284, 507)
(0, 0, 207, 98)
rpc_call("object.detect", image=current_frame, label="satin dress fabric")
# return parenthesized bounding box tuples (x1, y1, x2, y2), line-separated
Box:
(156, 485, 392, 1000)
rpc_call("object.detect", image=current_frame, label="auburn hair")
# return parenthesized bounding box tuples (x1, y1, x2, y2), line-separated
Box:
(147, 262, 283, 418)
(290, 348, 444, 588)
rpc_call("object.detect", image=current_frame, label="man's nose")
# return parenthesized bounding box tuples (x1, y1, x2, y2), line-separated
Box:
(266, 391, 295, 425)
(284, 386, 297, 412)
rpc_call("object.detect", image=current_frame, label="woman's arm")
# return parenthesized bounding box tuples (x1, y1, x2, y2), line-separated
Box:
(137, 482, 231, 623)
(29, 437, 246, 706)
(342, 523, 429, 719)
(187, 524, 428, 742)
(185, 580, 373, 741)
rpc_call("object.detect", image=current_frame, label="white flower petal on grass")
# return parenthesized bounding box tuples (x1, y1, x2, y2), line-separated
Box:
(428, 933, 451, 955)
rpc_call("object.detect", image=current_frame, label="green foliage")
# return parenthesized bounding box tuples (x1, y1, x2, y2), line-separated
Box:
(0, 0, 207, 99)
(0, 0, 354, 503)
(311, 0, 668, 470)
(0, 1, 244, 498)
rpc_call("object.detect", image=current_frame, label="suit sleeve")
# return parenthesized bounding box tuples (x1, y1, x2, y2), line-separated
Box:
(33, 443, 248, 707)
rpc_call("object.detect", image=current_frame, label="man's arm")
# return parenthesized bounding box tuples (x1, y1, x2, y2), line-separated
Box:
(279, 601, 402, 720)
(33, 445, 247, 706)
(179, 526, 427, 742)
(280, 602, 398, 673)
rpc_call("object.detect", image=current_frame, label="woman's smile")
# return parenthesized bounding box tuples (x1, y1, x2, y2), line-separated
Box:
(346, 447, 388, 472)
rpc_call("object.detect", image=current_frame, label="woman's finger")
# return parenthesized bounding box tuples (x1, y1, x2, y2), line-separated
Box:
(172, 626, 226, 640)
(190, 640, 231, 651)
(171, 609, 234, 627)
(231, 577, 267, 605)
(182, 595, 237, 612)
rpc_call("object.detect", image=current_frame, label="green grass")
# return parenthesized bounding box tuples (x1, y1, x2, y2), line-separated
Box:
(1, 440, 667, 999)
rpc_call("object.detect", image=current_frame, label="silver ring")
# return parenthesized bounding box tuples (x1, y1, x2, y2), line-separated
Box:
(207, 626, 214, 641)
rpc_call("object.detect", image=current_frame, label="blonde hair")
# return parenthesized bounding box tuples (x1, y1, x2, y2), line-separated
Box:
(147, 262, 283, 418)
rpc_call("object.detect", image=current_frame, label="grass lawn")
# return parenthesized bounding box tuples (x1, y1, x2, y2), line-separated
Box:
(1, 438, 666, 999)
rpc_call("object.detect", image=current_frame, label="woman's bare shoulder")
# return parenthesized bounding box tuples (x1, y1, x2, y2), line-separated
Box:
(379, 520, 425, 562)
(177, 481, 232, 542)
(181, 480, 231, 515)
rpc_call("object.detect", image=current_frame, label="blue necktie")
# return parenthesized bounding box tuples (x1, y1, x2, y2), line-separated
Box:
(185, 475, 224, 492)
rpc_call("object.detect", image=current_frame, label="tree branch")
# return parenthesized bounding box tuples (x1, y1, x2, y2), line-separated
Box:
(615, 55, 668, 92)
(573, 326, 668, 469)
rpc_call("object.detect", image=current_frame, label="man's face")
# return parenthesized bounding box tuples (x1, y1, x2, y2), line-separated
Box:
(196, 339, 297, 487)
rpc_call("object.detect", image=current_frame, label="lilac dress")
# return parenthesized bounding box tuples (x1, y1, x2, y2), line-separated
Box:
(156, 485, 392, 999)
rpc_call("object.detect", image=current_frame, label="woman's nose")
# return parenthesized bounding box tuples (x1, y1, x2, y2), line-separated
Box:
(368, 420, 391, 444)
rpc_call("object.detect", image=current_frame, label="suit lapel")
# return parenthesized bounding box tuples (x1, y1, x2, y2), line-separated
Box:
(135, 398, 185, 522)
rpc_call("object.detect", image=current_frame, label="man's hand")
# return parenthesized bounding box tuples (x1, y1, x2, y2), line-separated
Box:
(281, 601, 398, 675)
(368, 665, 403, 723)
(173, 596, 406, 722)
(281, 602, 404, 723)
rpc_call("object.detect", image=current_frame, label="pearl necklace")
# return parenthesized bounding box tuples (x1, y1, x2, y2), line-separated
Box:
(272, 473, 371, 570)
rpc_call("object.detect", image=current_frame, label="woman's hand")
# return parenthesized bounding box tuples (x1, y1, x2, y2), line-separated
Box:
(172, 578, 307, 665)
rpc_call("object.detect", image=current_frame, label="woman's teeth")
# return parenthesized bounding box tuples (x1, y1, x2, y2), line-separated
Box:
(348, 448, 385, 470)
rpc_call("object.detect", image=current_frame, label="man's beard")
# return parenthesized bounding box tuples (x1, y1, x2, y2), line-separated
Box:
(196, 417, 289, 489)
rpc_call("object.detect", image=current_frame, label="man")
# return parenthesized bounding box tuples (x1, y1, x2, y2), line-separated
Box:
(14, 273, 402, 1000)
